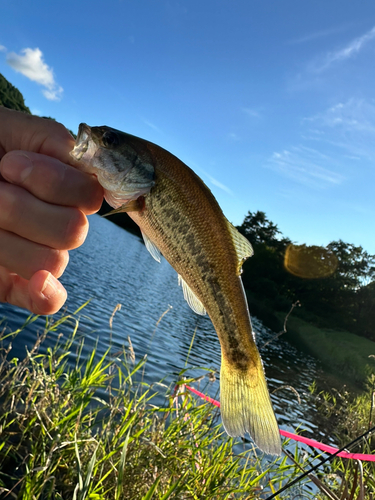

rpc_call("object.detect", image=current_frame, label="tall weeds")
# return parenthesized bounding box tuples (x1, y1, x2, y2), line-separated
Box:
(0, 306, 373, 499)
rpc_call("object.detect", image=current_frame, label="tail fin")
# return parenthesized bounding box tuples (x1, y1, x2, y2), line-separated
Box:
(220, 355, 281, 455)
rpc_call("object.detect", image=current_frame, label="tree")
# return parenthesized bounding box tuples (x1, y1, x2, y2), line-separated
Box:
(237, 211, 375, 339)
(327, 240, 375, 290)
(237, 210, 290, 251)
(0, 73, 31, 114)
(355, 281, 375, 339)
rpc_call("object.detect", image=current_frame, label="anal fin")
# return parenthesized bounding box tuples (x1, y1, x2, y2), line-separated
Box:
(178, 275, 206, 316)
(142, 232, 161, 263)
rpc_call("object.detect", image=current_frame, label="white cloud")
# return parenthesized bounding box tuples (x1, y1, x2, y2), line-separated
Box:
(197, 167, 234, 196)
(205, 173, 234, 195)
(6, 47, 63, 101)
(306, 99, 375, 134)
(42, 87, 63, 101)
(272, 99, 375, 190)
(142, 118, 163, 134)
(304, 99, 375, 160)
(243, 107, 261, 118)
(267, 146, 344, 189)
(304, 98, 375, 150)
(311, 25, 375, 72)
(0, 45, 6, 52)
(287, 25, 350, 45)
(228, 132, 240, 141)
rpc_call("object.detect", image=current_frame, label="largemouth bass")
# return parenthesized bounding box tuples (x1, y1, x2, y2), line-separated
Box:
(71, 124, 281, 455)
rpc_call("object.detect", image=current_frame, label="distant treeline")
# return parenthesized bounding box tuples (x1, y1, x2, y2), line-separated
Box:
(0, 73, 31, 114)
(237, 211, 375, 342)
(2, 72, 374, 341)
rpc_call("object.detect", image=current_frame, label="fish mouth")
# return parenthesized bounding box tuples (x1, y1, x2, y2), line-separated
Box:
(70, 123, 92, 161)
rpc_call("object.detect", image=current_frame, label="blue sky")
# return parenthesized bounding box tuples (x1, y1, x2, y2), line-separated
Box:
(1, 0, 375, 253)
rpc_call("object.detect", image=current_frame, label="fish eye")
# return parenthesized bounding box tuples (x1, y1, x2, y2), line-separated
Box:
(102, 131, 119, 148)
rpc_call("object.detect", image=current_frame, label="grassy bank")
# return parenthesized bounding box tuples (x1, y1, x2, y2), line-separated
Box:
(276, 313, 375, 387)
(245, 290, 375, 388)
(0, 307, 374, 499)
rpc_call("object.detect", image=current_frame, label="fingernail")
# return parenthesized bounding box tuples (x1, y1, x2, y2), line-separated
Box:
(1, 152, 33, 184)
(41, 273, 58, 300)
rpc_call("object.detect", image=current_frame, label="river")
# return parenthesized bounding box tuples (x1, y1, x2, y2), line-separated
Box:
(0, 214, 337, 446)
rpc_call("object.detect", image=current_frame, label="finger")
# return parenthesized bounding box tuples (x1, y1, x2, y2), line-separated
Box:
(29, 270, 68, 315)
(0, 107, 76, 166)
(0, 228, 69, 280)
(0, 268, 67, 315)
(0, 151, 103, 214)
(0, 182, 88, 250)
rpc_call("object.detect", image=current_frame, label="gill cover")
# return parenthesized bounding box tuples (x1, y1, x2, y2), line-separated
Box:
(71, 124, 155, 209)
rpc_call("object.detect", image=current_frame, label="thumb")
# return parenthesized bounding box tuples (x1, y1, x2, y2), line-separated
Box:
(29, 271, 68, 315)
(0, 269, 68, 315)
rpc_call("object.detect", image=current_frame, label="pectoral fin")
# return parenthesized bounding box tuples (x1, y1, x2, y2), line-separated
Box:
(102, 197, 145, 217)
(178, 275, 206, 316)
(226, 220, 254, 275)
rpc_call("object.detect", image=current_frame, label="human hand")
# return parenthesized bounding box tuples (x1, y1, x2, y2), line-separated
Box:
(0, 107, 103, 315)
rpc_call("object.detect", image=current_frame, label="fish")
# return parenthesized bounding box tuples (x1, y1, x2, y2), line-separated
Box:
(71, 124, 281, 455)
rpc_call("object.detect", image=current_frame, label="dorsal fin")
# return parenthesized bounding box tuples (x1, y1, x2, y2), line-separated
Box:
(226, 220, 254, 275)
(141, 232, 161, 263)
(178, 275, 206, 316)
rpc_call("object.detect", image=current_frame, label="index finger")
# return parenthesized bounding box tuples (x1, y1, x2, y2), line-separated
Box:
(0, 151, 103, 214)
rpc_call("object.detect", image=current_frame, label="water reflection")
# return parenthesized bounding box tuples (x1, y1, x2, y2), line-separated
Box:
(0, 214, 336, 444)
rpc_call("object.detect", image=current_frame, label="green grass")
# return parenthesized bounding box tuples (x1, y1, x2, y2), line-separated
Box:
(0, 305, 374, 499)
(277, 313, 375, 387)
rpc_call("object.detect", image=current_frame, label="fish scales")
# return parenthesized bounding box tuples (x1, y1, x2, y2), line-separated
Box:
(131, 144, 256, 366)
(71, 124, 281, 455)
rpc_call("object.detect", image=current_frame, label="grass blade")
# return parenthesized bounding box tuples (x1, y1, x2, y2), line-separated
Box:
(141, 477, 161, 500)
(115, 429, 131, 500)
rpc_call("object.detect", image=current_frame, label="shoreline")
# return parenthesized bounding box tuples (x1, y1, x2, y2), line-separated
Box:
(98, 215, 375, 391)
(278, 313, 375, 388)
(255, 301, 375, 390)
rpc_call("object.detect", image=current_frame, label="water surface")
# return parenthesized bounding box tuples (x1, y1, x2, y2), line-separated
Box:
(0, 214, 336, 445)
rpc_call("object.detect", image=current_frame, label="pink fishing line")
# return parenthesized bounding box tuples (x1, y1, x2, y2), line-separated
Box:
(185, 385, 375, 462)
